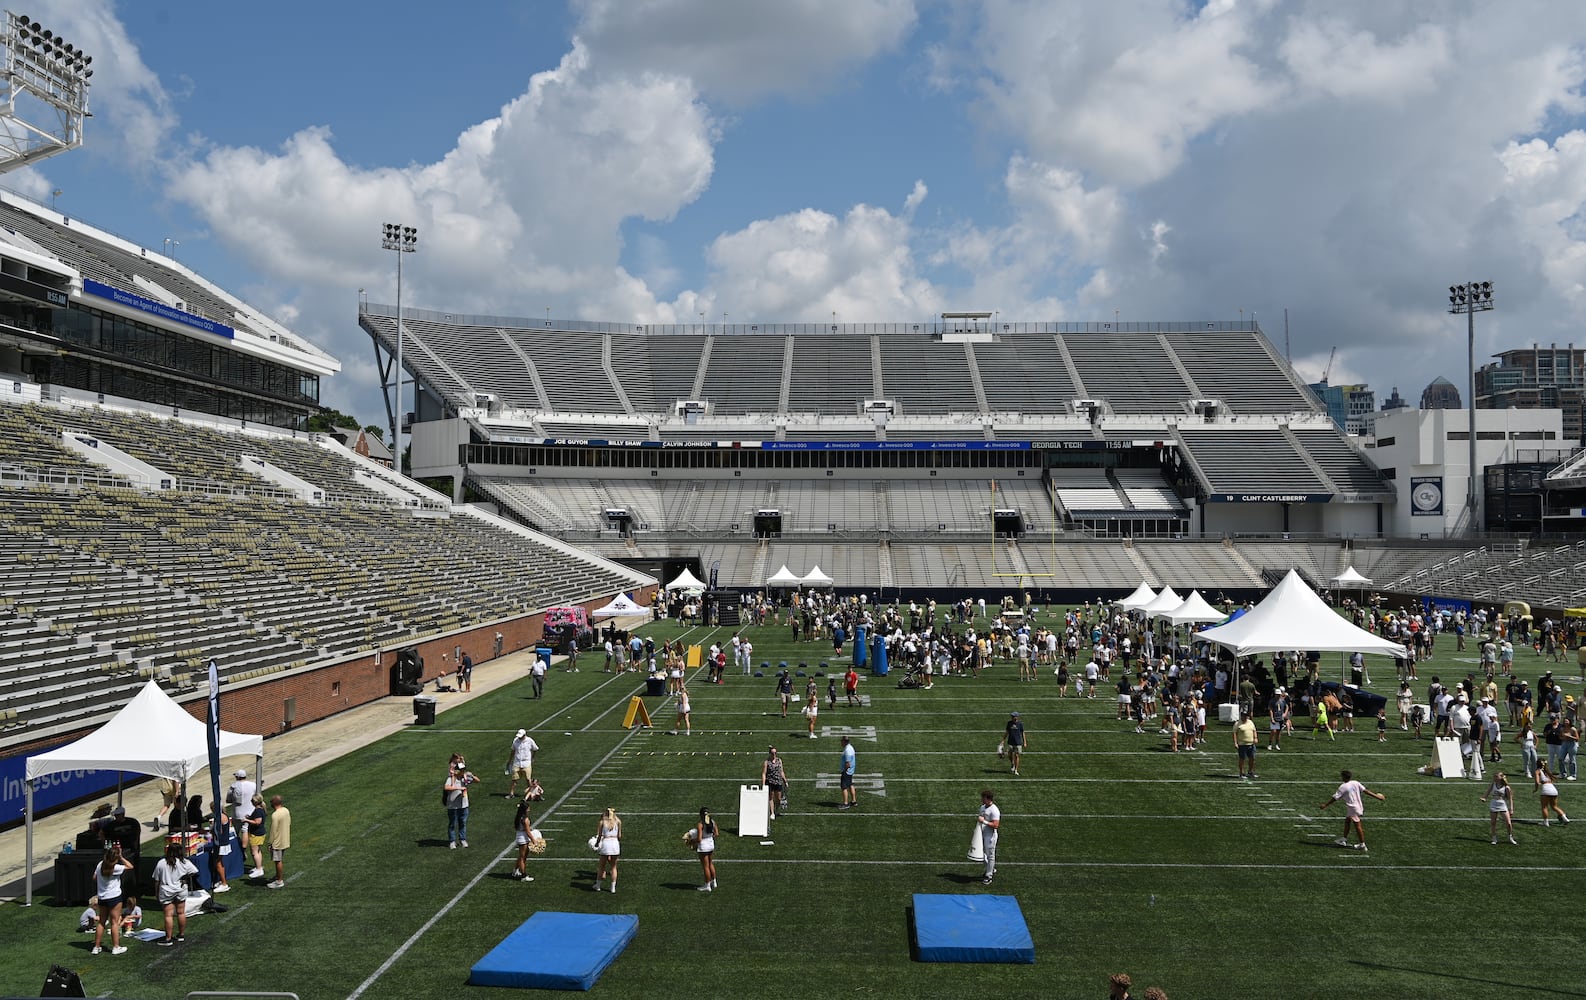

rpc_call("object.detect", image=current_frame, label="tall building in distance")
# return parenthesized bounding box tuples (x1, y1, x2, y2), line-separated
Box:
(1420, 376, 1462, 409)
(1307, 380, 1375, 435)
(1475, 344, 1586, 444)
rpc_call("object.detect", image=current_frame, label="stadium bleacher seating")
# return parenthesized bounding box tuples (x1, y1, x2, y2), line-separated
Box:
(0, 400, 651, 739)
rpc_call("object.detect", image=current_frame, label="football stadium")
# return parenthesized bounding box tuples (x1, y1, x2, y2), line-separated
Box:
(2, 11, 1585, 1000)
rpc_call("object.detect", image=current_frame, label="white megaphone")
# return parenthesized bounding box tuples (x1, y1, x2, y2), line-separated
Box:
(967, 818, 985, 862)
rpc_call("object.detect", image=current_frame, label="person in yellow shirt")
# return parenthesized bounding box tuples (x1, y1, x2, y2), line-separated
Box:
(265, 795, 291, 889)
(1234, 713, 1259, 779)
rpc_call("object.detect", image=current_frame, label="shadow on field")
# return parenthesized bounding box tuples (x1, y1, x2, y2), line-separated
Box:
(936, 872, 981, 885)
(417, 838, 453, 848)
(904, 905, 920, 962)
(1347, 960, 1586, 996)
(661, 882, 705, 891)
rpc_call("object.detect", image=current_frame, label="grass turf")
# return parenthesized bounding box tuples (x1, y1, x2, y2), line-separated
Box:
(1, 611, 1580, 999)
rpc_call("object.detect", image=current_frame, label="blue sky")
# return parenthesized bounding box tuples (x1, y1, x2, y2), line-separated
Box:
(17, 1, 1586, 426)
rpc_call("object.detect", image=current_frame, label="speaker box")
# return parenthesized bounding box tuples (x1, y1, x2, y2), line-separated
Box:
(41, 964, 86, 997)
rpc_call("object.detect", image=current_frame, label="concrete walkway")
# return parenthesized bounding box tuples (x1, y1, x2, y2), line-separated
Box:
(0, 650, 538, 903)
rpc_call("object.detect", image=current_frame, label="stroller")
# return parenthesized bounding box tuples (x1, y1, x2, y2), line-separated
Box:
(896, 663, 928, 689)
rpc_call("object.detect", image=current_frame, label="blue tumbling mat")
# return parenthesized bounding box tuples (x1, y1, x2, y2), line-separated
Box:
(912, 893, 1035, 964)
(469, 912, 638, 990)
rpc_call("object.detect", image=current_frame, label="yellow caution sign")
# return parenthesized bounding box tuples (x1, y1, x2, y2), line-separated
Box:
(621, 695, 653, 730)
(686, 644, 703, 668)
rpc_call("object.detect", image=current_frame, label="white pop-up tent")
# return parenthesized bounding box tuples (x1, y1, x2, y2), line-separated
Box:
(23, 680, 264, 903)
(1163, 590, 1229, 627)
(800, 565, 834, 588)
(1331, 566, 1373, 588)
(1139, 586, 1183, 617)
(1196, 570, 1407, 658)
(665, 567, 706, 592)
(592, 593, 649, 619)
(766, 564, 802, 587)
(1115, 582, 1158, 611)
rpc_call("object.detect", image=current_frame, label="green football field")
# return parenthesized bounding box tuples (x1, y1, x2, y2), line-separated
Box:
(2, 611, 1580, 999)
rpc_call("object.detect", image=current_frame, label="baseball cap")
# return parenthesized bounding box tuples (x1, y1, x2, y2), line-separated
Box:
(234, 769, 247, 778)
(515, 729, 527, 738)
(1010, 711, 1019, 717)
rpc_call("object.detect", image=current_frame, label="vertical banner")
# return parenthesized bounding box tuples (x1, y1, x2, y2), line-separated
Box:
(709, 560, 720, 590)
(206, 658, 223, 848)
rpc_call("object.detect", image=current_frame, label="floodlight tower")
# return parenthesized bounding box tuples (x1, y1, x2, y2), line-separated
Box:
(0, 12, 93, 176)
(382, 222, 418, 476)
(1447, 281, 1494, 534)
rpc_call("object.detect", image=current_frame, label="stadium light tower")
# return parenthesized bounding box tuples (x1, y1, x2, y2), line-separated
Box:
(383, 222, 418, 476)
(0, 12, 93, 176)
(1448, 281, 1493, 534)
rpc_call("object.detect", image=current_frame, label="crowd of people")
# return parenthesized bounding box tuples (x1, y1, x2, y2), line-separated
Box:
(74, 776, 292, 954)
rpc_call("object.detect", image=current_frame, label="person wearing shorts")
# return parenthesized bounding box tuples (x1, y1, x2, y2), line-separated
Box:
(777, 670, 793, 718)
(839, 736, 857, 809)
(151, 841, 197, 945)
(762, 747, 788, 819)
(1004, 711, 1027, 775)
(244, 793, 267, 878)
(91, 845, 132, 955)
(1318, 770, 1384, 851)
(803, 693, 819, 738)
(506, 729, 539, 798)
(510, 793, 537, 882)
(1234, 714, 1258, 779)
(266, 795, 291, 889)
(692, 807, 718, 891)
(1268, 688, 1289, 751)
(593, 807, 622, 893)
(1482, 772, 1516, 845)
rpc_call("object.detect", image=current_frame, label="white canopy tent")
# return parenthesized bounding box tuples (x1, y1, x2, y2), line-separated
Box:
(799, 565, 834, 588)
(1331, 566, 1373, 587)
(23, 680, 264, 904)
(1139, 586, 1183, 617)
(766, 564, 802, 587)
(591, 593, 649, 619)
(1163, 590, 1229, 626)
(665, 568, 706, 592)
(1115, 582, 1158, 611)
(1196, 570, 1407, 658)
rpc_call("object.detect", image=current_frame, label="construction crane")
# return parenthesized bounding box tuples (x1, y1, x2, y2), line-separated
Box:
(1321, 346, 1337, 385)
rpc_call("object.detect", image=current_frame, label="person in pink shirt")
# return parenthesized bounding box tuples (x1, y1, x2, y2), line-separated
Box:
(1318, 769, 1386, 852)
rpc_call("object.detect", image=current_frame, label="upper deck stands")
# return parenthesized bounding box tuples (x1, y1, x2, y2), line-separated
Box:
(372, 315, 1324, 421)
(1164, 331, 1316, 414)
(1063, 334, 1194, 412)
(877, 337, 979, 414)
(976, 334, 1076, 413)
(698, 335, 787, 415)
(788, 335, 875, 413)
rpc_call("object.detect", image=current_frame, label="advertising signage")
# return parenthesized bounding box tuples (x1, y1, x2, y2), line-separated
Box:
(83, 279, 235, 339)
(531, 439, 1145, 451)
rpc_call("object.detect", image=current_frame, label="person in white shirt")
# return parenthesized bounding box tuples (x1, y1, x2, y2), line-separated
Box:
(227, 770, 257, 827)
(506, 730, 540, 798)
(151, 841, 198, 946)
(977, 790, 1001, 884)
